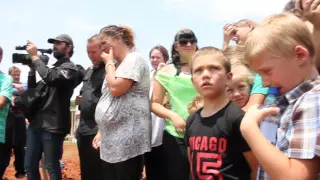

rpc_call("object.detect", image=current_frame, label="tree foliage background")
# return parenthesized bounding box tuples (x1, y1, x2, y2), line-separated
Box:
(70, 100, 76, 111)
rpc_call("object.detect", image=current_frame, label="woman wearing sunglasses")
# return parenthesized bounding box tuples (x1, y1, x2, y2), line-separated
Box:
(151, 29, 198, 180)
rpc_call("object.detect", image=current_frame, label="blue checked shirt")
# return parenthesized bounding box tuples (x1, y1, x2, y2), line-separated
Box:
(258, 76, 320, 180)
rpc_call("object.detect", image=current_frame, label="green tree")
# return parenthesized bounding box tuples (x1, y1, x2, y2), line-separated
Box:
(70, 100, 76, 110)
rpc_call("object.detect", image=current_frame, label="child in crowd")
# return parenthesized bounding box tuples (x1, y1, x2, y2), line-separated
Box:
(240, 12, 320, 179)
(185, 47, 258, 180)
(224, 46, 254, 109)
(188, 65, 253, 112)
(187, 94, 203, 115)
(226, 64, 253, 108)
(223, 22, 269, 111)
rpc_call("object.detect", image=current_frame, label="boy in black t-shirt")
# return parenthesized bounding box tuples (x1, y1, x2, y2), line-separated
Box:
(185, 47, 258, 180)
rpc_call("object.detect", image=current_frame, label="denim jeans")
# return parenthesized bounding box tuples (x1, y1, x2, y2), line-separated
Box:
(24, 124, 64, 180)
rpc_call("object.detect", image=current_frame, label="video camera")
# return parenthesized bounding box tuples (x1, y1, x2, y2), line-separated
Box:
(12, 45, 52, 65)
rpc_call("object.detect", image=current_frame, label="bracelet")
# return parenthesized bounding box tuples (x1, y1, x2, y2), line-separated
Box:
(105, 63, 115, 68)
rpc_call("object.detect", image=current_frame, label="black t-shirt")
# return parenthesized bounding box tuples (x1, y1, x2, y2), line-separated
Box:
(185, 101, 251, 180)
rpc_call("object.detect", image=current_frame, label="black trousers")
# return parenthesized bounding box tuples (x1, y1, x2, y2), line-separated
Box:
(162, 130, 190, 180)
(102, 155, 143, 180)
(77, 134, 103, 180)
(144, 145, 167, 180)
(13, 145, 25, 175)
(0, 142, 11, 179)
(0, 142, 25, 179)
(0, 121, 25, 179)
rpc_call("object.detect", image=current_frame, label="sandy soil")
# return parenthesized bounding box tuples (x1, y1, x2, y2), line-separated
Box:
(3, 143, 147, 180)
(3, 143, 80, 180)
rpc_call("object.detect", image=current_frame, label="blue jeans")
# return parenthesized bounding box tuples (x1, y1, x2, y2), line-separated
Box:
(24, 124, 64, 180)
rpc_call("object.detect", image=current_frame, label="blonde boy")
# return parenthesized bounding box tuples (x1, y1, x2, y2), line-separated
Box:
(240, 13, 320, 179)
(185, 47, 258, 180)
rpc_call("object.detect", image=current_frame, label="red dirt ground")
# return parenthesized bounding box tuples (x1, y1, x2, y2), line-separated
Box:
(3, 143, 80, 180)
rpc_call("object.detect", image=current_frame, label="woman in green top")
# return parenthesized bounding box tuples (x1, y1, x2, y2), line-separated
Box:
(152, 29, 198, 180)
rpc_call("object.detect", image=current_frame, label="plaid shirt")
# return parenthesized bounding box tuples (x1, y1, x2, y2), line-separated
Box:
(258, 76, 320, 180)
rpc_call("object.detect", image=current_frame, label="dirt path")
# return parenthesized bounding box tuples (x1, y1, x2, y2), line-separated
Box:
(3, 143, 80, 180)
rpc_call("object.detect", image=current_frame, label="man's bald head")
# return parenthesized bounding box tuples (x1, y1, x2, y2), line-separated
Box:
(87, 34, 103, 65)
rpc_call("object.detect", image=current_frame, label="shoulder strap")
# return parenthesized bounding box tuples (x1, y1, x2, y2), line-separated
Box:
(175, 66, 181, 76)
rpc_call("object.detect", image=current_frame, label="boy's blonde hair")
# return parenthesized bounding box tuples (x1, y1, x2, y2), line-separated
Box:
(245, 13, 315, 63)
(191, 46, 231, 73)
(188, 94, 204, 114)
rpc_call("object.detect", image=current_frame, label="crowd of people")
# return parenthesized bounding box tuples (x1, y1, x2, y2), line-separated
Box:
(0, 0, 320, 180)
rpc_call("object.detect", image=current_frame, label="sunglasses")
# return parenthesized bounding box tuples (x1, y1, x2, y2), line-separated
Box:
(177, 39, 197, 46)
(175, 31, 197, 46)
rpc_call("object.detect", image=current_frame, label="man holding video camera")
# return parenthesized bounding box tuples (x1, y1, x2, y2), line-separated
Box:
(20, 34, 82, 180)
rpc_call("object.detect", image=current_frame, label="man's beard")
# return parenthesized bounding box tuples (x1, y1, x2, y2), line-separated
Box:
(53, 48, 67, 60)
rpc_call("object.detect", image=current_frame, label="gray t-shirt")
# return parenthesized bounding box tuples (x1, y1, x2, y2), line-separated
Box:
(95, 52, 151, 163)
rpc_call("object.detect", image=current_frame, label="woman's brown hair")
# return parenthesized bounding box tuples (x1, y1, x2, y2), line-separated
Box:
(100, 25, 135, 48)
(149, 45, 169, 63)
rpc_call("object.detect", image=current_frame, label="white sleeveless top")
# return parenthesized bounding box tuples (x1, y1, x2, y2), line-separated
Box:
(150, 69, 165, 147)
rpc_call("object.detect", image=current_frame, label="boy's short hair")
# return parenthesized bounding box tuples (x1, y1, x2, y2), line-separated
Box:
(191, 46, 231, 73)
(245, 13, 315, 63)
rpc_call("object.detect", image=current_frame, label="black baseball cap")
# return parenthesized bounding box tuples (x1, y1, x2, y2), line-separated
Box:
(48, 34, 74, 46)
